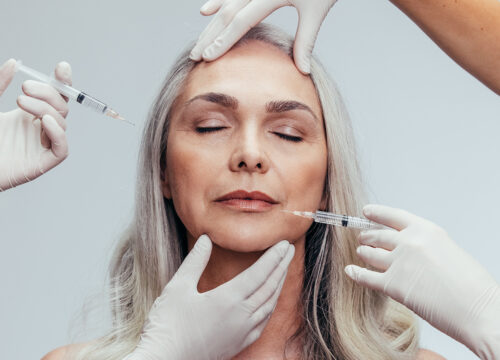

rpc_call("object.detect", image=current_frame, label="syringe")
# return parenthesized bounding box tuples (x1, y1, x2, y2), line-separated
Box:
(15, 60, 133, 126)
(281, 209, 388, 230)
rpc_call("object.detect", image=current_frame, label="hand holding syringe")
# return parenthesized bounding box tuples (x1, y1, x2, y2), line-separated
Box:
(286, 204, 500, 358)
(15, 60, 133, 126)
(0, 58, 132, 192)
(0, 59, 73, 191)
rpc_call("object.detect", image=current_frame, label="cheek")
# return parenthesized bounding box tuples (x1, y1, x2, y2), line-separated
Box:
(275, 145, 327, 242)
(282, 149, 327, 208)
(166, 138, 218, 232)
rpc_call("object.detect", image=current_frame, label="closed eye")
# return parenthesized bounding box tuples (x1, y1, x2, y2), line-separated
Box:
(195, 126, 227, 133)
(273, 132, 303, 142)
(195, 127, 303, 143)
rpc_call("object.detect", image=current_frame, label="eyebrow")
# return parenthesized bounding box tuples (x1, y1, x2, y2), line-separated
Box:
(184, 92, 319, 122)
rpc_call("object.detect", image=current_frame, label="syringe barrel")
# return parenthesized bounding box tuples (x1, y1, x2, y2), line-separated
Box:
(315, 211, 384, 230)
(76, 92, 107, 114)
(14, 60, 125, 122)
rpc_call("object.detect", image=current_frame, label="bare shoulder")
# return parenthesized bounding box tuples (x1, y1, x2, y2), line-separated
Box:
(41, 343, 91, 360)
(416, 348, 447, 360)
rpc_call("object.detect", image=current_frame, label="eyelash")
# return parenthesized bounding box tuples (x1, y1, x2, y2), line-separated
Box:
(195, 127, 303, 142)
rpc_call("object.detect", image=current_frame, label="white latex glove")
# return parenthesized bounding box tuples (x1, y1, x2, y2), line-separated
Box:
(125, 234, 295, 360)
(0, 59, 71, 192)
(189, 0, 337, 74)
(344, 204, 500, 360)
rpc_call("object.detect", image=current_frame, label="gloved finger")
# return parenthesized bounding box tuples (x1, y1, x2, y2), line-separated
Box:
(190, 0, 249, 61)
(200, 0, 225, 15)
(40, 114, 68, 161)
(344, 264, 385, 293)
(245, 243, 294, 311)
(218, 240, 289, 300)
(54, 61, 72, 86)
(22, 80, 69, 117)
(0, 58, 16, 96)
(363, 204, 421, 231)
(241, 326, 262, 352)
(54, 61, 72, 102)
(251, 253, 289, 323)
(356, 245, 392, 272)
(358, 229, 398, 251)
(190, 16, 226, 60)
(202, 0, 288, 61)
(293, 8, 326, 74)
(174, 234, 212, 285)
(243, 269, 287, 350)
(16, 95, 67, 130)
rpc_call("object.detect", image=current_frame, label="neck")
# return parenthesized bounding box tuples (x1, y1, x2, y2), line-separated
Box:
(187, 235, 305, 360)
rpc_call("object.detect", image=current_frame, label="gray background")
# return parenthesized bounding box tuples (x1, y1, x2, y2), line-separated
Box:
(1, 0, 499, 359)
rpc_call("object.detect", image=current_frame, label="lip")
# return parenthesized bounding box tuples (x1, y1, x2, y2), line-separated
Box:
(215, 190, 279, 212)
(216, 190, 278, 204)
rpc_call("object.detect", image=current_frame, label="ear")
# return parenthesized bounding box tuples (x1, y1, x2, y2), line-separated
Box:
(160, 169, 172, 199)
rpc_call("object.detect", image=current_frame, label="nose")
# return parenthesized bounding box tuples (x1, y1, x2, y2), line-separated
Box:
(229, 126, 269, 174)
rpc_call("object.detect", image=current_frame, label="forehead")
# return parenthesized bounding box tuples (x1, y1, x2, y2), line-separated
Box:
(179, 40, 323, 120)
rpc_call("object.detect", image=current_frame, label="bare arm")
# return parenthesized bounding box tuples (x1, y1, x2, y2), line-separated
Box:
(390, 0, 500, 94)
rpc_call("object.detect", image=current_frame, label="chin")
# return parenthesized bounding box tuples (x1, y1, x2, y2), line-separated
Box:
(206, 223, 303, 253)
(207, 227, 279, 253)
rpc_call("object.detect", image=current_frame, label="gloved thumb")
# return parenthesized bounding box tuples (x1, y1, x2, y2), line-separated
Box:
(0, 59, 16, 96)
(175, 234, 213, 285)
(293, 7, 330, 74)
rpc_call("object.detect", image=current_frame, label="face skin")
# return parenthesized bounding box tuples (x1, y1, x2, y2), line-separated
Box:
(162, 40, 327, 253)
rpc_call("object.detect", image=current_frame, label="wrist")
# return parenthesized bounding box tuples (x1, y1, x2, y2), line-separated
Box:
(464, 285, 500, 360)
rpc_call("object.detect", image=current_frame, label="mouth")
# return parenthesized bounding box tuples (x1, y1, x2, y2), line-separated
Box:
(215, 190, 279, 212)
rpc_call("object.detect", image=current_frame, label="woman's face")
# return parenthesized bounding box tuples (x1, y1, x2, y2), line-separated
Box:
(162, 40, 328, 252)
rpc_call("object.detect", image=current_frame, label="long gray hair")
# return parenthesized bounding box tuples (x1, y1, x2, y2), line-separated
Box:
(75, 23, 419, 360)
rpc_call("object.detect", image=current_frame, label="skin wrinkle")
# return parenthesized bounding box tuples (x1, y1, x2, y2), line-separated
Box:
(162, 40, 328, 359)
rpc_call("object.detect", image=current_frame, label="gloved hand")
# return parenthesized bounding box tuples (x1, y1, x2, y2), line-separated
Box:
(0, 59, 72, 192)
(345, 204, 500, 360)
(125, 234, 295, 360)
(189, 0, 337, 74)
